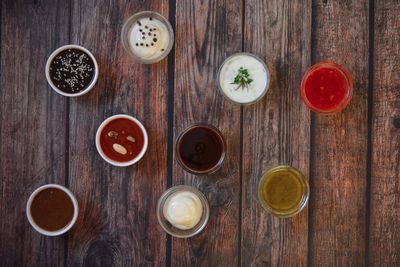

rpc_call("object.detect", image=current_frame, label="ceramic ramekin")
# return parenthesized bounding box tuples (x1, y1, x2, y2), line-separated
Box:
(26, 184, 79, 236)
(95, 114, 148, 167)
(45, 44, 98, 97)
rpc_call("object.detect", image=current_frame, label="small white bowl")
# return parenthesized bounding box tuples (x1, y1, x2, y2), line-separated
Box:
(95, 114, 149, 167)
(26, 184, 79, 236)
(45, 44, 99, 97)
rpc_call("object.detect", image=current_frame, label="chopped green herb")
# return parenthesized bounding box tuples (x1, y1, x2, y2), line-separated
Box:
(231, 66, 253, 91)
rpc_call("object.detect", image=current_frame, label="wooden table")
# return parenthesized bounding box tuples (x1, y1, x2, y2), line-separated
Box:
(1, 0, 399, 266)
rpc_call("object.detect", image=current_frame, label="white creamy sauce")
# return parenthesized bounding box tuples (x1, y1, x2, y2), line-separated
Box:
(163, 191, 203, 230)
(219, 54, 268, 104)
(129, 17, 170, 60)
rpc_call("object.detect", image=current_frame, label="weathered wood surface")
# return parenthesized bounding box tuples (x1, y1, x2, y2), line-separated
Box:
(0, 0, 70, 266)
(369, 0, 400, 265)
(172, 0, 242, 266)
(0, 0, 400, 266)
(242, 0, 311, 266)
(309, 1, 370, 266)
(66, 0, 169, 266)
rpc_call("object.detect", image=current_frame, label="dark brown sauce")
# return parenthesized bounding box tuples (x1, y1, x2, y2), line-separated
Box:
(177, 125, 224, 173)
(49, 48, 95, 94)
(100, 118, 145, 162)
(30, 188, 74, 231)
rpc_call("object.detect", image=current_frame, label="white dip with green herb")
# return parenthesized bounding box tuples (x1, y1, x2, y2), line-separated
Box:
(218, 54, 269, 104)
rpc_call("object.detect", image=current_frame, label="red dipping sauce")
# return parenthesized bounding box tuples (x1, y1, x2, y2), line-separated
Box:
(99, 117, 146, 163)
(301, 62, 353, 114)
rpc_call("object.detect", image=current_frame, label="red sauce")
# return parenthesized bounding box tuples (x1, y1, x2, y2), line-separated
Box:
(302, 63, 352, 113)
(100, 118, 145, 162)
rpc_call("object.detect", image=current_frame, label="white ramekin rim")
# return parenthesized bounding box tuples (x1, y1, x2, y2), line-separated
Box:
(26, 184, 79, 236)
(45, 44, 99, 97)
(95, 114, 149, 167)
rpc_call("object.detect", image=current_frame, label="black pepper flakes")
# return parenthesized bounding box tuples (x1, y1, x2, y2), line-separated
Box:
(153, 38, 157, 42)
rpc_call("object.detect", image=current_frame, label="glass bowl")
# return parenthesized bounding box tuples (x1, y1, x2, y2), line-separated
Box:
(175, 124, 226, 175)
(300, 61, 353, 115)
(157, 185, 210, 238)
(258, 165, 309, 218)
(121, 11, 174, 64)
(217, 52, 270, 105)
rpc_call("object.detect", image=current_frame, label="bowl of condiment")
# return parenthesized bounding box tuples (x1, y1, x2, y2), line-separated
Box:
(258, 165, 309, 218)
(175, 124, 226, 175)
(26, 184, 79, 236)
(95, 114, 148, 167)
(121, 11, 174, 64)
(217, 52, 270, 105)
(157, 185, 210, 238)
(300, 61, 353, 114)
(45, 44, 98, 97)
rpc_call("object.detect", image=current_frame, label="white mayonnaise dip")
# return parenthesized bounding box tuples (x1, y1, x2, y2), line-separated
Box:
(218, 53, 269, 104)
(129, 17, 170, 60)
(163, 191, 203, 230)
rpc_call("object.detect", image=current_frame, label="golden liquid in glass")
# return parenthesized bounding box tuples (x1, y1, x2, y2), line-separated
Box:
(259, 166, 309, 217)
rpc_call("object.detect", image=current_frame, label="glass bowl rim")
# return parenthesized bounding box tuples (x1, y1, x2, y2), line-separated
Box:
(121, 10, 174, 64)
(156, 185, 210, 238)
(258, 165, 310, 218)
(216, 52, 270, 105)
(300, 61, 353, 115)
(174, 124, 226, 175)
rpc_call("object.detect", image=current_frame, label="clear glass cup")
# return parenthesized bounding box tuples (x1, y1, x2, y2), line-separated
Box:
(217, 52, 270, 105)
(121, 11, 174, 64)
(300, 61, 353, 115)
(258, 165, 309, 218)
(157, 185, 210, 238)
(175, 124, 226, 175)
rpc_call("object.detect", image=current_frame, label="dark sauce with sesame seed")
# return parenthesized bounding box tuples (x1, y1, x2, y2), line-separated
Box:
(49, 48, 95, 94)
(100, 118, 145, 162)
(30, 188, 74, 231)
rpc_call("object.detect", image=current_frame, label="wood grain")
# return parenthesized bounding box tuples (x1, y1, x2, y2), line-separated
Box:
(172, 0, 242, 266)
(309, 1, 369, 266)
(369, 0, 400, 265)
(66, 0, 169, 266)
(241, 0, 311, 266)
(0, 0, 70, 266)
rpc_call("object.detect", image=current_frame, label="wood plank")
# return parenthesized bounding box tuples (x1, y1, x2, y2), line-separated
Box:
(309, 1, 369, 266)
(172, 0, 242, 265)
(66, 1, 169, 265)
(369, 0, 400, 265)
(241, 0, 311, 266)
(0, 0, 70, 266)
